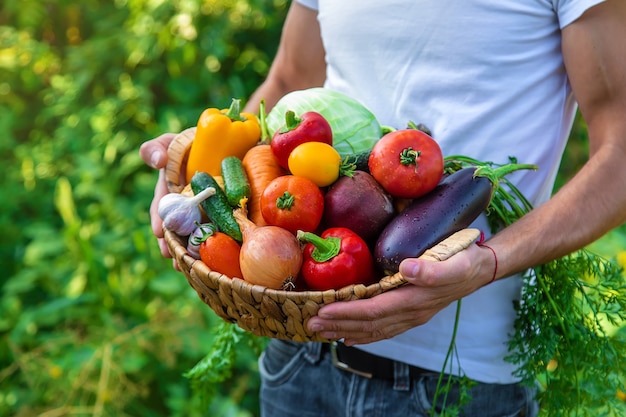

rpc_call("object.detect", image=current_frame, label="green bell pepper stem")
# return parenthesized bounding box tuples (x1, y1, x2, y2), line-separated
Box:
(225, 98, 245, 122)
(296, 230, 341, 263)
(279, 110, 303, 134)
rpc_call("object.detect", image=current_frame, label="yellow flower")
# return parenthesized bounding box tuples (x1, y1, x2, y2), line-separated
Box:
(546, 359, 558, 372)
(49, 365, 62, 379)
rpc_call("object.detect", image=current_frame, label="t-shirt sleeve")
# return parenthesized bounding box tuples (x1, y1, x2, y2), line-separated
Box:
(554, 0, 605, 28)
(295, 0, 319, 11)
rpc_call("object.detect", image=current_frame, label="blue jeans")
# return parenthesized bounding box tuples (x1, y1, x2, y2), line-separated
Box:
(259, 340, 539, 417)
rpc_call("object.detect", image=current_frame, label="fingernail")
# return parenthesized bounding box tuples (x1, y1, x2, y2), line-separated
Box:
(310, 323, 323, 332)
(401, 260, 419, 278)
(150, 151, 162, 168)
(318, 309, 334, 319)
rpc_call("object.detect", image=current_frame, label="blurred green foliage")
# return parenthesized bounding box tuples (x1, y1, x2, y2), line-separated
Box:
(1, 0, 288, 415)
(1, 1, 624, 416)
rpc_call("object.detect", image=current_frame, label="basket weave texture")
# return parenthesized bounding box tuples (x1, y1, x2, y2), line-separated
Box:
(163, 128, 480, 342)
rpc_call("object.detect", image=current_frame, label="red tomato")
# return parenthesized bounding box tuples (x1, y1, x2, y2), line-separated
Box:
(260, 175, 325, 234)
(368, 129, 444, 198)
(199, 231, 243, 278)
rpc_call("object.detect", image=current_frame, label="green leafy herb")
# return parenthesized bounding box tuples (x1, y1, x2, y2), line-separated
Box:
(431, 300, 477, 416)
(184, 321, 267, 409)
(509, 251, 626, 416)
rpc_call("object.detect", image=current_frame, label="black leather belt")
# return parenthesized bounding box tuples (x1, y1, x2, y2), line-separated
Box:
(325, 342, 433, 380)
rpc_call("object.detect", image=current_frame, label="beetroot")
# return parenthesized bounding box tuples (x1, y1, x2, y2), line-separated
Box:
(322, 171, 395, 245)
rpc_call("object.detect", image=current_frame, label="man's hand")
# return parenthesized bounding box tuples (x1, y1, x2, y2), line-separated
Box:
(139, 133, 176, 259)
(306, 243, 496, 345)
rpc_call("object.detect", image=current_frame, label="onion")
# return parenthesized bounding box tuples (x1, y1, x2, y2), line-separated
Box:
(233, 206, 302, 290)
(186, 222, 216, 260)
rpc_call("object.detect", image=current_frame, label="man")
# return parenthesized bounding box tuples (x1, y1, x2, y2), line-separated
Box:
(140, 1, 626, 415)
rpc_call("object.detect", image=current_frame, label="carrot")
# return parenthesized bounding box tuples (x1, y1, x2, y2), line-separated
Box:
(242, 144, 284, 225)
(241, 100, 284, 225)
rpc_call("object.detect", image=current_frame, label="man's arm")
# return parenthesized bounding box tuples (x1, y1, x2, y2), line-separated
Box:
(487, 0, 626, 278)
(244, 2, 326, 113)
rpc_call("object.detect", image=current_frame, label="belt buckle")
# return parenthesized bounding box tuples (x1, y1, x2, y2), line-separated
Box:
(330, 342, 373, 379)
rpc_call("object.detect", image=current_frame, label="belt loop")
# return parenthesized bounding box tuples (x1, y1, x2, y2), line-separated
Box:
(393, 360, 410, 391)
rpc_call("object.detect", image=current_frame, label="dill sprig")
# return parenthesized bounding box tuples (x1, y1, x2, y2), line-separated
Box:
(508, 251, 626, 416)
(430, 300, 477, 417)
(184, 321, 267, 410)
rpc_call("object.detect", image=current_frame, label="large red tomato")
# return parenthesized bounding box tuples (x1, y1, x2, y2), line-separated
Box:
(368, 129, 444, 198)
(260, 175, 325, 234)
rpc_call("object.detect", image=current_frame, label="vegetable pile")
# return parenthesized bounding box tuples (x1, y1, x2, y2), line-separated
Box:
(162, 88, 533, 292)
(161, 88, 626, 416)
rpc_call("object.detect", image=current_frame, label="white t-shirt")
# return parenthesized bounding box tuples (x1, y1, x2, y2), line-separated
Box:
(296, 0, 604, 383)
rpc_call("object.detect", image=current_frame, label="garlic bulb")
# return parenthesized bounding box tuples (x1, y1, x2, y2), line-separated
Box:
(158, 187, 215, 236)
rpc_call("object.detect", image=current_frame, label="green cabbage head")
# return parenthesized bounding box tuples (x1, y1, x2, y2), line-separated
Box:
(266, 88, 382, 156)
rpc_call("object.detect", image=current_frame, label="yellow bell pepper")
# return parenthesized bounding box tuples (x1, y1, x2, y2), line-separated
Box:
(185, 99, 260, 182)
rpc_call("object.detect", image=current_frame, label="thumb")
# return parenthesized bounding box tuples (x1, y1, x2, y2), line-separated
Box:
(399, 258, 425, 282)
(399, 258, 447, 286)
(139, 133, 176, 169)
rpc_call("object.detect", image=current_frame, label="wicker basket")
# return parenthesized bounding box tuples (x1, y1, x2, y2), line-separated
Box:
(163, 128, 480, 342)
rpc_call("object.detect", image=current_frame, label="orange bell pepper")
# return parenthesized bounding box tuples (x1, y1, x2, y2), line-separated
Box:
(185, 99, 260, 182)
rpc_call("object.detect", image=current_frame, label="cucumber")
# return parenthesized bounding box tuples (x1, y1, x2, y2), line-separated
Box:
(190, 171, 243, 242)
(221, 156, 251, 208)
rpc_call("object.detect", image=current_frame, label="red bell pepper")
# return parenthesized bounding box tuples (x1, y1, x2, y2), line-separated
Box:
(296, 227, 377, 291)
(271, 110, 333, 169)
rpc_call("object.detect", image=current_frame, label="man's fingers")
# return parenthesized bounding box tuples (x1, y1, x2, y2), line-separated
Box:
(160, 237, 173, 259)
(139, 133, 176, 169)
(150, 170, 169, 238)
(150, 170, 173, 259)
(140, 134, 177, 260)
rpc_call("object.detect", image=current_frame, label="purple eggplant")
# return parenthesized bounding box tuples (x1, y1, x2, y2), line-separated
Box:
(374, 167, 494, 275)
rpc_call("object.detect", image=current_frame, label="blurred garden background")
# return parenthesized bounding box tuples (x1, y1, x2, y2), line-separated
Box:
(1, 1, 625, 416)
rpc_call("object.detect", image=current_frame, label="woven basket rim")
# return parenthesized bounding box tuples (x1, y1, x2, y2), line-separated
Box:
(164, 226, 410, 300)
